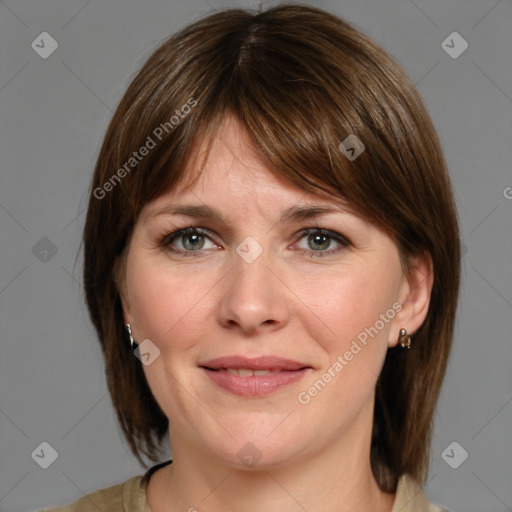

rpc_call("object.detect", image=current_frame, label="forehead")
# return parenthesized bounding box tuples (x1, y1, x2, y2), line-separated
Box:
(181, 114, 279, 189)
(141, 114, 353, 217)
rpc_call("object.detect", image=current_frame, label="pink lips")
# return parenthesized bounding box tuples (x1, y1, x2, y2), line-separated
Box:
(199, 355, 312, 397)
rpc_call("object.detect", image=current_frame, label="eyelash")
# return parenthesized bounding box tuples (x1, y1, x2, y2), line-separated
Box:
(159, 226, 351, 258)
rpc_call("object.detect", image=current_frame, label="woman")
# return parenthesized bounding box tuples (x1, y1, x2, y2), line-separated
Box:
(42, 4, 459, 511)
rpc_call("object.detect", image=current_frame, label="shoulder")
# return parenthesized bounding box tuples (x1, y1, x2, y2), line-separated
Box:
(39, 474, 146, 512)
(392, 474, 451, 512)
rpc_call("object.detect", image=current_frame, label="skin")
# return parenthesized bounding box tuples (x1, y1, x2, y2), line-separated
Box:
(119, 114, 433, 512)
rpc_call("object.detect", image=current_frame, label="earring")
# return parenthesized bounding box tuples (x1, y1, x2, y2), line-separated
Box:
(125, 323, 137, 348)
(398, 328, 411, 349)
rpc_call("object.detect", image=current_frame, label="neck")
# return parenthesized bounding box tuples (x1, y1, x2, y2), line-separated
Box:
(147, 406, 395, 512)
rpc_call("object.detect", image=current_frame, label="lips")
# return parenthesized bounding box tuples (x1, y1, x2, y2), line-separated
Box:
(199, 355, 310, 372)
(199, 355, 312, 397)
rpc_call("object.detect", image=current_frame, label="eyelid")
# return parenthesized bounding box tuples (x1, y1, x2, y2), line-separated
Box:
(294, 227, 351, 245)
(292, 227, 351, 255)
(160, 226, 220, 247)
(160, 225, 351, 258)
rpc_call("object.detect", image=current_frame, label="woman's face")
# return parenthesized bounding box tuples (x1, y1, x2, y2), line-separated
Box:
(120, 115, 424, 469)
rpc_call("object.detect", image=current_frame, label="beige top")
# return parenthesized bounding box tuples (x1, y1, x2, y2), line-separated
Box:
(40, 460, 449, 512)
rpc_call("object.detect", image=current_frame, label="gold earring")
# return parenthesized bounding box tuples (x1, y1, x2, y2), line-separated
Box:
(398, 328, 411, 349)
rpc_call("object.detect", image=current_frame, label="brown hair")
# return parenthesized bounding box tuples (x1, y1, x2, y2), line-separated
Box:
(82, 4, 460, 491)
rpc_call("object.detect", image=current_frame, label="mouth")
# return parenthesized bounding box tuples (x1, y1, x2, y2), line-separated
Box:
(198, 356, 313, 397)
(204, 367, 293, 376)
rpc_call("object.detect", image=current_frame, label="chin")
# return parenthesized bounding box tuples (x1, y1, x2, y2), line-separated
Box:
(204, 422, 307, 470)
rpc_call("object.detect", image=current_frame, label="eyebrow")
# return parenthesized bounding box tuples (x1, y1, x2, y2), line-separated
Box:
(144, 203, 348, 225)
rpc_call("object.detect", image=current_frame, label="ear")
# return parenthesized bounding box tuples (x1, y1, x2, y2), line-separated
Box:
(388, 252, 434, 347)
(114, 255, 133, 325)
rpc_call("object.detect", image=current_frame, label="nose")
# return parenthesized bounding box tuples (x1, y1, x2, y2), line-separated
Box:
(215, 242, 290, 336)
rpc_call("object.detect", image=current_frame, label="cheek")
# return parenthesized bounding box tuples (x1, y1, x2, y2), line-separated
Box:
(293, 264, 398, 354)
(126, 258, 216, 348)
(125, 260, 216, 420)
(292, 268, 398, 419)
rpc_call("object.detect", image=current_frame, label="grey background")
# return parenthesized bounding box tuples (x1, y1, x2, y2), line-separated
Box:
(0, 0, 511, 511)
